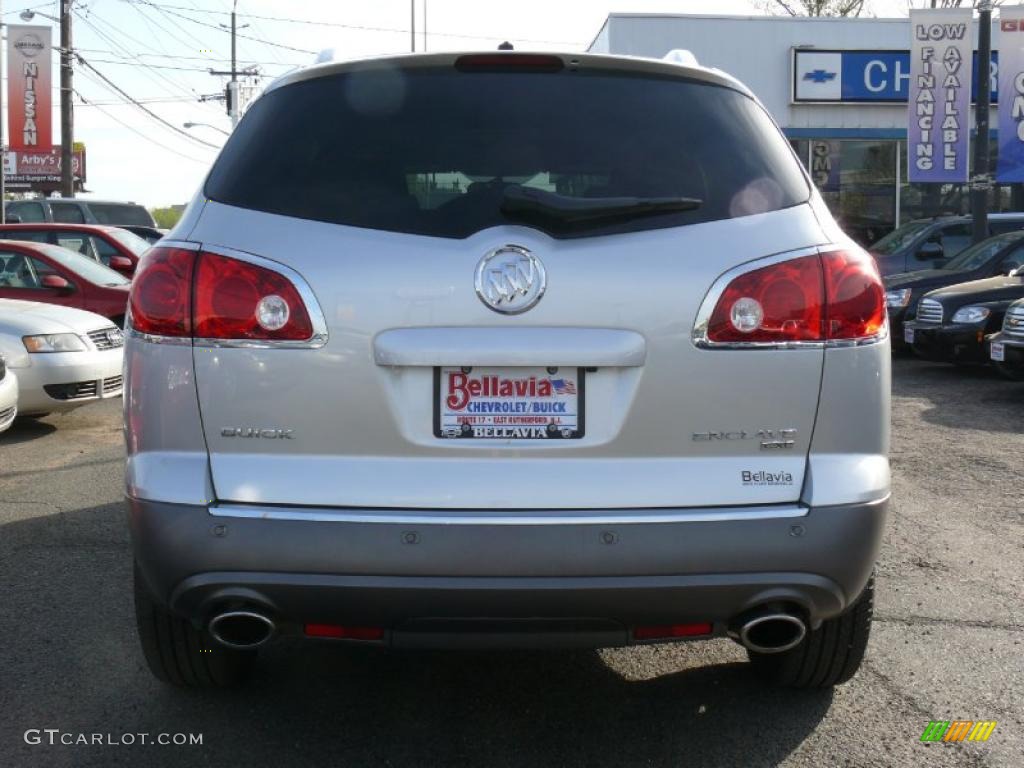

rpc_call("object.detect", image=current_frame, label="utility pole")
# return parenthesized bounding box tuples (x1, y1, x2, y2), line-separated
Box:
(972, 0, 993, 244)
(410, 0, 415, 52)
(210, 1, 248, 128)
(60, 0, 74, 197)
(229, 0, 238, 127)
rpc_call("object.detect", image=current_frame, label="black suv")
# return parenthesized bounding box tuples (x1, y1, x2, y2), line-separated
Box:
(869, 214, 1024, 277)
(885, 231, 1024, 350)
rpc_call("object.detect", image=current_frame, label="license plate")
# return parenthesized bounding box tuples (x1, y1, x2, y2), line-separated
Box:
(991, 342, 1005, 362)
(904, 327, 915, 344)
(434, 366, 584, 440)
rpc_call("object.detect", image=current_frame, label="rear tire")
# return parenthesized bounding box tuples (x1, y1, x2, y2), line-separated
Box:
(747, 576, 873, 688)
(133, 564, 254, 688)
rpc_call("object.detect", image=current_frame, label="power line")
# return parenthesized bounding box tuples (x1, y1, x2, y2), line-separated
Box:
(74, 8, 226, 118)
(74, 89, 213, 166)
(75, 55, 220, 149)
(82, 57, 226, 73)
(74, 11, 205, 100)
(131, 0, 317, 55)
(118, 0, 587, 46)
(74, 46, 295, 68)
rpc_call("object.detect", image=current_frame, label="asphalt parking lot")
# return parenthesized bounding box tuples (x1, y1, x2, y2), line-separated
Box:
(0, 357, 1021, 768)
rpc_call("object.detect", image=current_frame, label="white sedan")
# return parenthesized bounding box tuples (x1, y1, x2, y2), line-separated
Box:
(0, 352, 17, 432)
(0, 299, 123, 416)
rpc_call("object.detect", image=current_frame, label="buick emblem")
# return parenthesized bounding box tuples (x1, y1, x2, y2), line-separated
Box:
(106, 328, 124, 345)
(474, 245, 546, 314)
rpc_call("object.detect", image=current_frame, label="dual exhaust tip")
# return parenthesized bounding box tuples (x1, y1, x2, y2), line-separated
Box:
(206, 605, 807, 654)
(730, 607, 807, 654)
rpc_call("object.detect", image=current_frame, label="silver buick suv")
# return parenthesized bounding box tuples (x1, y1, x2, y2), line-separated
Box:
(125, 51, 890, 689)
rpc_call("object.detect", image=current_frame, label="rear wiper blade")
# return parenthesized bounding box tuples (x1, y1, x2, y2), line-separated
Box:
(500, 186, 702, 225)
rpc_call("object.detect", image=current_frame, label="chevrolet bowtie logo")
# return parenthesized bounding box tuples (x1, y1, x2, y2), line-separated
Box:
(804, 69, 837, 83)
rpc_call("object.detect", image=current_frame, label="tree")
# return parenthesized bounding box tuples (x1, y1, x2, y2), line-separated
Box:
(761, 0, 866, 15)
(150, 206, 183, 229)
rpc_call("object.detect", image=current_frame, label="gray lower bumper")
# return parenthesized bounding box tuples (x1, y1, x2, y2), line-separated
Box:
(129, 497, 887, 646)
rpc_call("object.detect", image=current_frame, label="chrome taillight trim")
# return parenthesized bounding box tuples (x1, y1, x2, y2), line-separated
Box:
(126, 242, 330, 349)
(692, 244, 888, 350)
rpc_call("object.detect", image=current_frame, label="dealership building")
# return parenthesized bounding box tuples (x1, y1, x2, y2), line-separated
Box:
(589, 13, 1016, 244)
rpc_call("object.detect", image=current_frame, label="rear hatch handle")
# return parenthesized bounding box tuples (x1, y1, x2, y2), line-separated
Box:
(373, 327, 646, 367)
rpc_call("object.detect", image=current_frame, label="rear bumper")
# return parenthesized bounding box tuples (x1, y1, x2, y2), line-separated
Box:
(130, 496, 888, 647)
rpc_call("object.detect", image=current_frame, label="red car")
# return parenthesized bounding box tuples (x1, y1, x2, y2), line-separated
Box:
(0, 223, 151, 276)
(0, 240, 130, 323)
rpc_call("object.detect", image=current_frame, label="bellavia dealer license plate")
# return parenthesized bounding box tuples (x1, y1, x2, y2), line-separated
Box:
(434, 366, 585, 440)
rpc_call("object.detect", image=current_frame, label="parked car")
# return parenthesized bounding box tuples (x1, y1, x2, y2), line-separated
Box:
(120, 225, 166, 245)
(987, 298, 1024, 380)
(0, 240, 131, 324)
(885, 230, 1024, 350)
(4, 198, 156, 228)
(903, 268, 1024, 364)
(0, 223, 150, 276)
(0, 352, 17, 433)
(869, 213, 1024, 277)
(126, 50, 889, 690)
(0, 299, 123, 416)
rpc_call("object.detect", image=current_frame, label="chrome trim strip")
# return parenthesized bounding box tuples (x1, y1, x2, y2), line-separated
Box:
(210, 503, 809, 525)
(691, 244, 888, 350)
(155, 239, 202, 251)
(125, 326, 193, 346)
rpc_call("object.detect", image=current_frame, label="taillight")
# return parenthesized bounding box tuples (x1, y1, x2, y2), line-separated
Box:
(128, 247, 314, 342)
(194, 252, 313, 341)
(129, 246, 195, 337)
(704, 248, 885, 345)
(821, 250, 887, 340)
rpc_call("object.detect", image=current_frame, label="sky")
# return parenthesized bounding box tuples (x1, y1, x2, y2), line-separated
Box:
(2, 0, 914, 209)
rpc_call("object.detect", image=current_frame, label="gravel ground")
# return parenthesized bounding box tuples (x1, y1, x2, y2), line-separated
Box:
(0, 357, 1021, 768)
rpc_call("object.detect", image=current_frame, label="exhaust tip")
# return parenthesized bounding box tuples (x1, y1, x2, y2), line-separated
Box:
(208, 610, 275, 649)
(734, 612, 806, 654)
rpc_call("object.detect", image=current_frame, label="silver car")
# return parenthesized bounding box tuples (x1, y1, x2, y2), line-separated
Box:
(0, 353, 17, 432)
(0, 299, 123, 416)
(125, 51, 890, 689)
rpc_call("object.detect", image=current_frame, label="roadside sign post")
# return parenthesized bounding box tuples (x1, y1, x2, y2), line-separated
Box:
(972, 1, 995, 245)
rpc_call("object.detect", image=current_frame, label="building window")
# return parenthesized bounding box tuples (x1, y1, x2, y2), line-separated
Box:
(810, 140, 896, 247)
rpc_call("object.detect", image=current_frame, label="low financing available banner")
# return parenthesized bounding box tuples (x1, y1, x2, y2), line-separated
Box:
(6, 24, 53, 152)
(908, 8, 974, 183)
(997, 7, 1024, 182)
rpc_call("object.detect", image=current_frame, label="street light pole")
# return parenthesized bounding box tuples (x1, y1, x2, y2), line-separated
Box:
(60, 0, 74, 197)
(972, 0, 993, 244)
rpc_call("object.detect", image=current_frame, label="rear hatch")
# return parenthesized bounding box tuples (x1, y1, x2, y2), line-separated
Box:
(186, 53, 828, 510)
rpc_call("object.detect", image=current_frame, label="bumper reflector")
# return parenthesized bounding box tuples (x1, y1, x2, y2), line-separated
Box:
(304, 623, 384, 641)
(633, 622, 713, 640)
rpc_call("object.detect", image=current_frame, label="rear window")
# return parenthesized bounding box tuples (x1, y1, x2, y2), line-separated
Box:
(205, 66, 809, 239)
(88, 203, 155, 227)
(7, 202, 45, 222)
